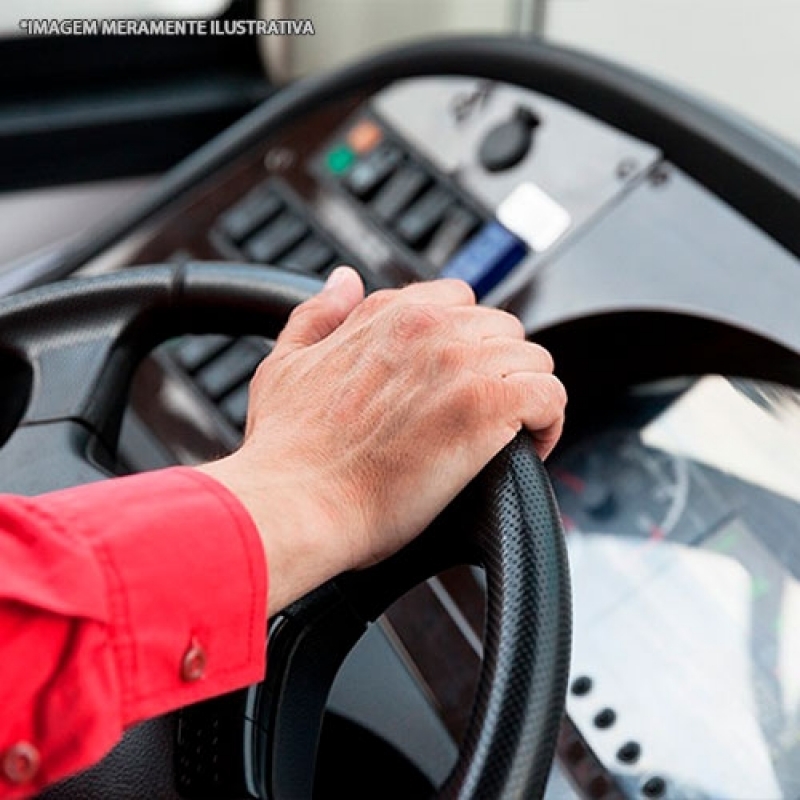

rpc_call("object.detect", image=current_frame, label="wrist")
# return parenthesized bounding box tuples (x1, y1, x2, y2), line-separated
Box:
(194, 454, 349, 616)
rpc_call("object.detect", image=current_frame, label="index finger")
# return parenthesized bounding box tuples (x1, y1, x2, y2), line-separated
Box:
(395, 278, 476, 308)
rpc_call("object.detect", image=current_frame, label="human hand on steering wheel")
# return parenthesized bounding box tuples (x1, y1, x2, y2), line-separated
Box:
(199, 266, 567, 616)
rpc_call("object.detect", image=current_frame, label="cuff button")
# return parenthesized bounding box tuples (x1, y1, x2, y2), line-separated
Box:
(3, 741, 40, 784)
(181, 638, 207, 682)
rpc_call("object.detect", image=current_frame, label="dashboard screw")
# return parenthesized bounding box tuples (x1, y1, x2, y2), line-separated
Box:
(649, 165, 671, 187)
(264, 147, 295, 172)
(616, 158, 638, 179)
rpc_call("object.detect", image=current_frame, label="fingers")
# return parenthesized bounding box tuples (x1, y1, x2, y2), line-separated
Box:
(350, 278, 476, 322)
(276, 276, 474, 354)
(474, 339, 555, 378)
(274, 266, 364, 353)
(502, 373, 567, 460)
(396, 279, 476, 308)
(351, 294, 524, 358)
(448, 306, 527, 343)
(273, 268, 566, 462)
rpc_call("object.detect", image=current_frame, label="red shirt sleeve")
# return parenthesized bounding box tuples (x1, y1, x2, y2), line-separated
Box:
(0, 467, 267, 798)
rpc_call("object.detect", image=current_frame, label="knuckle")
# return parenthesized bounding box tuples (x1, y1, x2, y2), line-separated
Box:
(357, 289, 396, 318)
(497, 309, 526, 340)
(538, 374, 568, 411)
(440, 278, 476, 306)
(387, 303, 445, 344)
(527, 342, 555, 373)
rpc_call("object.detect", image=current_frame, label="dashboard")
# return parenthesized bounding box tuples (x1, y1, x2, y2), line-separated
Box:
(24, 40, 800, 800)
(555, 376, 800, 799)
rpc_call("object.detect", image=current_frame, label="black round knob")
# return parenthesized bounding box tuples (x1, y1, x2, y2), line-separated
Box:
(593, 708, 617, 729)
(478, 106, 540, 172)
(617, 741, 642, 764)
(571, 676, 593, 696)
(642, 776, 667, 798)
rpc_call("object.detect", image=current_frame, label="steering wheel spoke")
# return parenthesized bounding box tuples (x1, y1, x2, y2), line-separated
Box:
(0, 263, 321, 495)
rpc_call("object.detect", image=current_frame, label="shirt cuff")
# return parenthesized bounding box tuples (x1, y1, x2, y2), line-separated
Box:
(41, 467, 268, 725)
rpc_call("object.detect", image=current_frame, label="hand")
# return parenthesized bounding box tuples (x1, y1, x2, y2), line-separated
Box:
(198, 267, 566, 615)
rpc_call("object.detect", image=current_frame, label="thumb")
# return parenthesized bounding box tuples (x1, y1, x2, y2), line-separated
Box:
(275, 266, 364, 352)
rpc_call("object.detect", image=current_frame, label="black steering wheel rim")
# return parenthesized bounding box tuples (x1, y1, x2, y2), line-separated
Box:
(0, 263, 571, 799)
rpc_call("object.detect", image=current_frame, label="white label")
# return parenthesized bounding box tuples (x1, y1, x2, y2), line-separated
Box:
(497, 181, 571, 252)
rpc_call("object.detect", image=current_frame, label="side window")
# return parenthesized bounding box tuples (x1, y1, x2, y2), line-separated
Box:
(0, 0, 268, 192)
(542, 0, 800, 148)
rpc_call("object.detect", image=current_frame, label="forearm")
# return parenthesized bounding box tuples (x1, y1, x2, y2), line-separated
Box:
(0, 468, 266, 798)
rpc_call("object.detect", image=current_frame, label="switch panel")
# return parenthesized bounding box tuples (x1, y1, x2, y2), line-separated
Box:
(317, 113, 517, 295)
(372, 77, 661, 303)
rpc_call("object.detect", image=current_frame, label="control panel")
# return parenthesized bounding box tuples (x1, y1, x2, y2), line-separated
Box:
(553, 377, 800, 799)
(157, 77, 661, 303)
(315, 110, 523, 297)
(370, 78, 660, 303)
(126, 76, 662, 455)
(304, 78, 660, 302)
(211, 179, 356, 280)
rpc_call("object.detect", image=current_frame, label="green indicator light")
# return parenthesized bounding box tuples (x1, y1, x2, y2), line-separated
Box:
(326, 145, 355, 174)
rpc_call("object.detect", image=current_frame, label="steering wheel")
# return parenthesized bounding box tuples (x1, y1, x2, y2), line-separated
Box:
(0, 262, 571, 799)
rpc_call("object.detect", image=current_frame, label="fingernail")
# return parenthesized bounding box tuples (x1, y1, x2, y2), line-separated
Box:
(324, 266, 349, 291)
